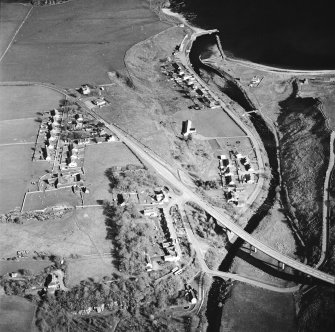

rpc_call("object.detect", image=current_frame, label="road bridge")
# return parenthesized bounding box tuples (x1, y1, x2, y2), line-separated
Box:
(88, 109, 334, 285)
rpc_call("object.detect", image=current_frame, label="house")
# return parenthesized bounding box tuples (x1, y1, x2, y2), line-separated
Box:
(94, 304, 105, 313)
(69, 161, 78, 168)
(80, 84, 91, 95)
(9, 272, 19, 278)
(143, 208, 158, 218)
(225, 173, 235, 186)
(249, 76, 262, 87)
(164, 254, 180, 262)
(92, 98, 106, 107)
(188, 289, 197, 304)
(243, 173, 255, 184)
(181, 120, 196, 137)
(50, 109, 60, 117)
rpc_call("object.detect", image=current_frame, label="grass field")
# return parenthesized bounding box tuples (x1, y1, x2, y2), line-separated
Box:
(0, 3, 31, 59)
(0, 295, 36, 332)
(0, 86, 63, 121)
(220, 283, 296, 332)
(0, 259, 52, 276)
(67, 257, 116, 287)
(84, 142, 143, 205)
(0, 85, 61, 213)
(0, 207, 111, 258)
(173, 109, 246, 138)
(0, 144, 35, 213)
(0, 144, 52, 214)
(22, 188, 82, 212)
(0, 0, 168, 87)
(0, 118, 38, 144)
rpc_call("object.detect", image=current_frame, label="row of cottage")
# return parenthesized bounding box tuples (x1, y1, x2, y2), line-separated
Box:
(161, 60, 220, 109)
(219, 152, 256, 205)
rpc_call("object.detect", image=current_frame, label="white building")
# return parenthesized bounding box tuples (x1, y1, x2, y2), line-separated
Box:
(181, 120, 196, 137)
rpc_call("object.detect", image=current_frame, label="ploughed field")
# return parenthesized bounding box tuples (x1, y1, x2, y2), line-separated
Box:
(0, 85, 62, 214)
(0, 0, 168, 86)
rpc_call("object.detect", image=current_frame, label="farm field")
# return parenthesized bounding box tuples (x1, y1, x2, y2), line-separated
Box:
(0, 2, 31, 58)
(172, 109, 246, 138)
(22, 188, 82, 212)
(0, 86, 62, 121)
(0, 259, 52, 276)
(0, 0, 168, 87)
(0, 118, 38, 145)
(67, 256, 116, 287)
(0, 207, 111, 259)
(84, 142, 143, 205)
(0, 295, 36, 332)
(0, 144, 37, 213)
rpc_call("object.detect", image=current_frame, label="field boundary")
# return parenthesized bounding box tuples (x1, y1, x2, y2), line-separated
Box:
(0, 6, 34, 63)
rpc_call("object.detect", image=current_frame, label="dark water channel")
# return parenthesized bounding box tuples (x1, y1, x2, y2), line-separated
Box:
(187, 34, 292, 332)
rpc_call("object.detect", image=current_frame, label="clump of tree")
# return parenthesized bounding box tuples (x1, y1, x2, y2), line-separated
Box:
(105, 169, 161, 193)
(205, 247, 221, 269)
(194, 179, 219, 190)
(186, 202, 226, 248)
(1, 265, 55, 299)
(35, 274, 183, 332)
(1, 209, 70, 224)
(60, 130, 91, 141)
(104, 202, 155, 275)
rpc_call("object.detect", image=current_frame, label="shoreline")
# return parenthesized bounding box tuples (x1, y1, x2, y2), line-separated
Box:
(162, 7, 335, 75)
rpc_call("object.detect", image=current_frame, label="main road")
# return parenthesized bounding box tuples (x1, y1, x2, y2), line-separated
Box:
(87, 107, 335, 285)
(88, 30, 335, 285)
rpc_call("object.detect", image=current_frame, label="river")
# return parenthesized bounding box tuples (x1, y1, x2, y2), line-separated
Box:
(185, 25, 298, 332)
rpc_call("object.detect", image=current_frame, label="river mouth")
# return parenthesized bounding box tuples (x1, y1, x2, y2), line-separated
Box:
(170, 0, 335, 70)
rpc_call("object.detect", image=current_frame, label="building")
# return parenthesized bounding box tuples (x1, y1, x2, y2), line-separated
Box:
(143, 208, 158, 218)
(94, 304, 105, 313)
(164, 254, 180, 262)
(181, 120, 196, 137)
(80, 85, 91, 95)
(243, 173, 255, 184)
(9, 272, 19, 278)
(92, 98, 106, 107)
